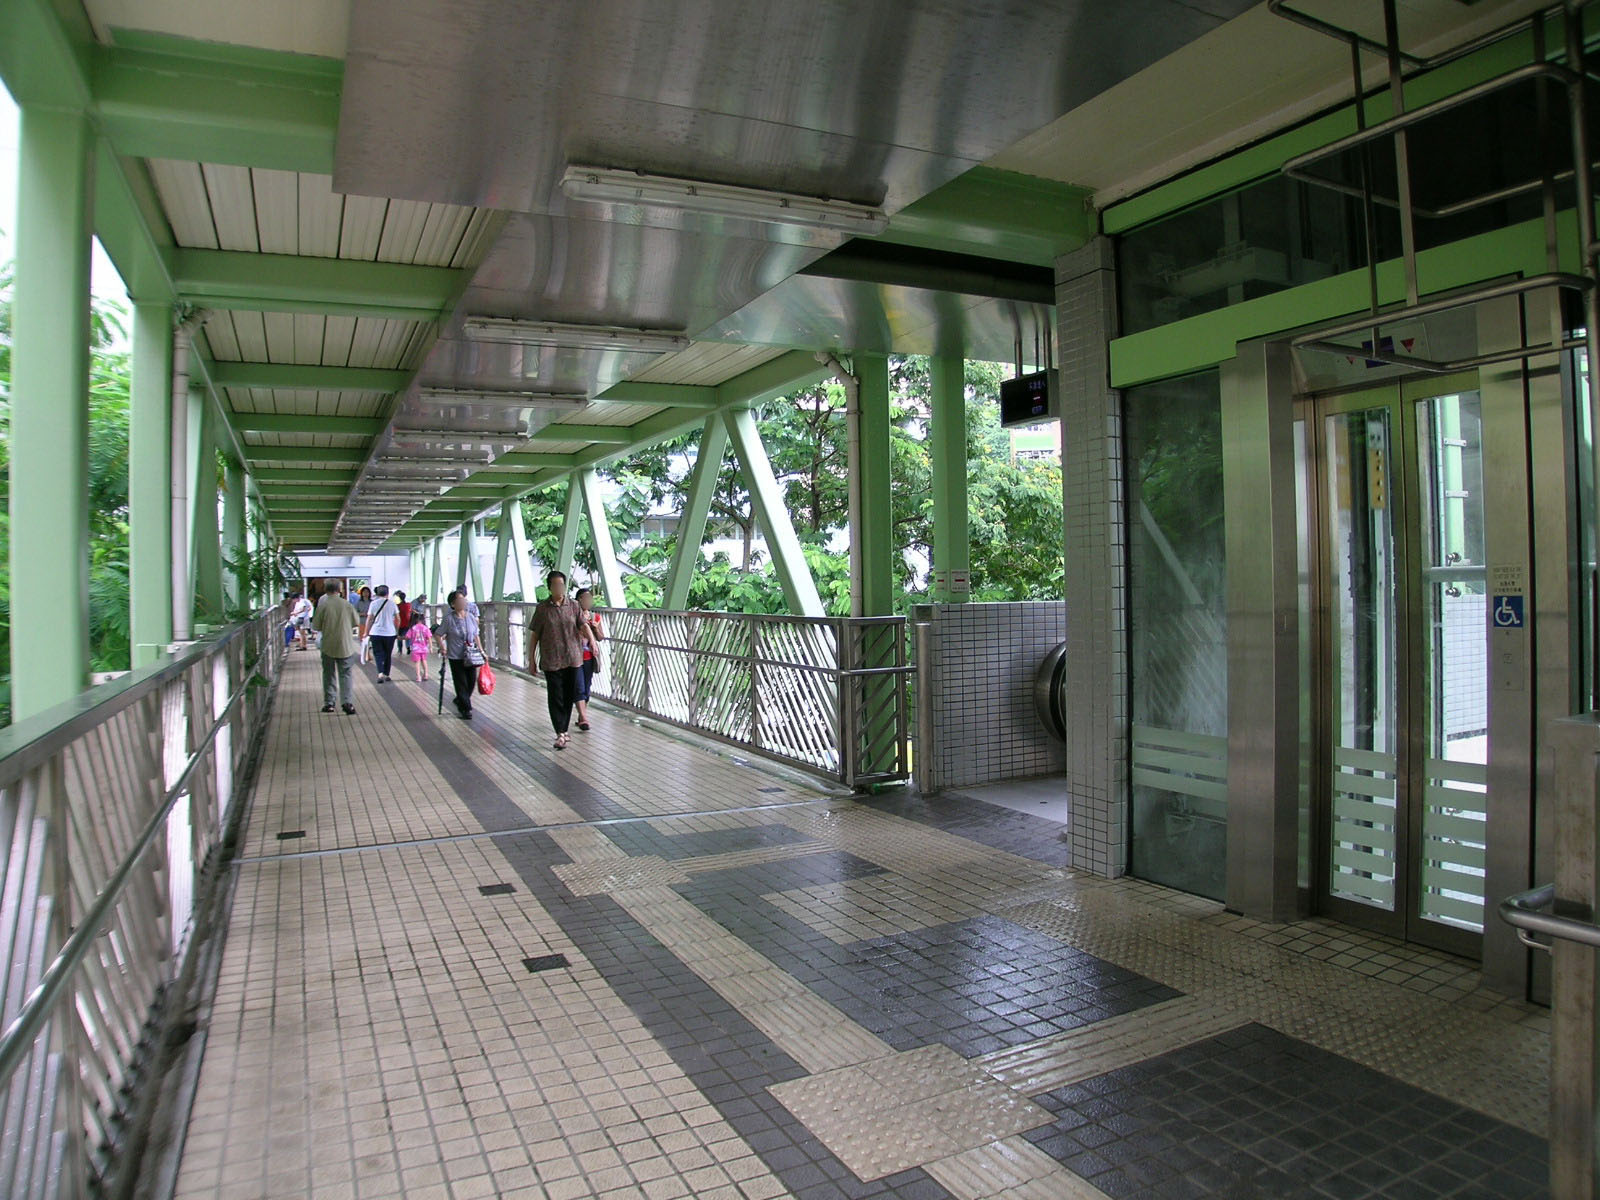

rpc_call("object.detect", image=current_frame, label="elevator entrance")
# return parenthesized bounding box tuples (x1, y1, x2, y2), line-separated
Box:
(1308, 375, 1494, 958)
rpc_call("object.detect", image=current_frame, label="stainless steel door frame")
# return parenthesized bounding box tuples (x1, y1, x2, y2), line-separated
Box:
(1305, 374, 1489, 957)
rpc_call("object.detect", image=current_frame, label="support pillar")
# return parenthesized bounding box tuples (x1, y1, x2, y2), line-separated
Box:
(577, 469, 624, 608)
(190, 397, 225, 628)
(929, 356, 970, 603)
(507, 498, 534, 599)
(10, 108, 93, 717)
(430, 537, 444, 603)
(852, 354, 895, 616)
(555, 481, 583, 584)
(725, 408, 824, 617)
(665, 414, 729, 610)
(130, 301, 174, 666)
(1057, 236, 1128, 878)
(492, 503, 513, 602)
(458, 519, 484, 600)
(223, 454, 246, 615)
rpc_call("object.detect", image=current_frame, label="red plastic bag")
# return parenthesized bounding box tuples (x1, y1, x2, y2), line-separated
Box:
(476, 662, 496, 696)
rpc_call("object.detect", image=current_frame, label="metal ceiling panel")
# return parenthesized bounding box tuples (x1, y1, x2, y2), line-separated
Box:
(629, 341, 787, 386)
(251, 169, 301, 254)
(701, 274, 1054, 363)
(337, 0, 1253, 215)
(202, 164, 259, 251)
(148, 159, 218, 248)
(297, 173, 345, 257)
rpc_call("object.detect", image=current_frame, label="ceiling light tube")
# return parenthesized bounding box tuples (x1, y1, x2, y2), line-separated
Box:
(416, 390, 592, 409)
(457, 318, 690, 356)
(561, 164, 889, 238)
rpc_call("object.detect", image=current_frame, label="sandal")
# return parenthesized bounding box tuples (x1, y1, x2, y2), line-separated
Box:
(554, 734, 568, 750)
(577, 720, 591, 732)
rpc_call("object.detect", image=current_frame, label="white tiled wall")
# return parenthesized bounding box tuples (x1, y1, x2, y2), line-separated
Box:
(922, 602, 1067, 790)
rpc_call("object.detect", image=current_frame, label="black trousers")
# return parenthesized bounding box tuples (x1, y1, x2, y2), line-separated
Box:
(370, 634, 396, 676)
(546, 665, 578, 734)
(448, 657, 479, 713)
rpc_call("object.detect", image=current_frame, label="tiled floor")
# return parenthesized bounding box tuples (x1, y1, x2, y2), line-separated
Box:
(170, 651, 1552, 1200)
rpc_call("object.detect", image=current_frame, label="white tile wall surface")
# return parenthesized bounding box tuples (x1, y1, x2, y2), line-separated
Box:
(925, 602, 1066, 790)
(1057, 237, 1129, 879)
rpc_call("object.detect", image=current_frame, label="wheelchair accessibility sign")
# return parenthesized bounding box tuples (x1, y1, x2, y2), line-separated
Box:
(1492, 594, 1525, 628)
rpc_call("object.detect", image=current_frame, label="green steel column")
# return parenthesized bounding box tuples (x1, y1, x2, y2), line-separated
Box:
(724, 408, 824, 618)
(854, 354, 895, 617)
(429, 537, 444, 602)
(190, 398, 225, 628)
(577, 469, 624, 608)
(491, 501, 513, 601)
(129, 301, 174, 666)
(458, 519, 484, 600)
(10, 108, 94, 717)
(507, 498, 534, 599)
(555, 482, 583, 584)
(665, 414, 729, 610)
(223, 455, 246, 614)
(929, 356, 970, 603)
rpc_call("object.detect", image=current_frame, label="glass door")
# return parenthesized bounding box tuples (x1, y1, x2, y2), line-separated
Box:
(1314, 379, 1487, 956)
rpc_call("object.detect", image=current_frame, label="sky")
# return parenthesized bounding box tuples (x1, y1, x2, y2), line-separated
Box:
(0, 82, 131, 306)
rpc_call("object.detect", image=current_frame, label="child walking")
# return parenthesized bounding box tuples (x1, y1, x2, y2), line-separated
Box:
(404, 613, 433, 682)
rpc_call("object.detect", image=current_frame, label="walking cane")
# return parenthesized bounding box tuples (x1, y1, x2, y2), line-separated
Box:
(437, 647, 446, 715)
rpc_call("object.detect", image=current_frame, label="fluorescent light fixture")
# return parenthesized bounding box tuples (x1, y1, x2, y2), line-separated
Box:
(561, 164, 889, 238)
(458, 318, 690, 356)
(418, 386, 591, 405)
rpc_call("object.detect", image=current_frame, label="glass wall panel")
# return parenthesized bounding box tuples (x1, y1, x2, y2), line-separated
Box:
(1126, 372, 1228, 899)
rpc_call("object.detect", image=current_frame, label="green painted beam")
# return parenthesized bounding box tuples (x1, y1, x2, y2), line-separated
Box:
(527, 424, 637, 445)
(165, 248, 465, 321)
(92, 35, 341, 175)
(94, 146, 178, 304)
(244, 446, 367, 464)
(0, 0, 92, 111)
(714, 349, 828, 408)
(873, 167, 1094, 268)
(230, 413, 386, 437)
(593, 381, 719, 409)
(253, 467, 359, 483)
(853, 355, 895, 617)
(263, 500, 342, 512)
(257, 484, 351, 498)
(486, 451, 581, 470)
(211, 361, 411, 392)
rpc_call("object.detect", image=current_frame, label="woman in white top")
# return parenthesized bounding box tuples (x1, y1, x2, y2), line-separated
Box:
(362, 585, 401, 682)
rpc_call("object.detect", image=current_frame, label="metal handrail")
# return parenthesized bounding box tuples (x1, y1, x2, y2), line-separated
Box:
(1498, 883, 1600, 951)
(0, 618, 265, 789)
(0, 664, 254, 1085)
(0, 606, 282, 1196)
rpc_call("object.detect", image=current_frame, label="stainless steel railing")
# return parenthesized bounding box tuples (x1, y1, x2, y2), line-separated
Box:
(463, 603, 911, 788)
(0, 607, 282, 1198)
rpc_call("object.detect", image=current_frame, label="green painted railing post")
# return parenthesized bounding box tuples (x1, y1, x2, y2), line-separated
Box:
(130, 301, 175, 667)
(10, 107, 93, 717)
(854, 354, 895, 617)
(929, 356, 970, 604)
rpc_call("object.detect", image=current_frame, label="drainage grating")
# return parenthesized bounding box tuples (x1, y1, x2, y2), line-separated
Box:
(522, 954, 570, 974)
(478, 882, 516, 896)
(276, 831, 306, 841)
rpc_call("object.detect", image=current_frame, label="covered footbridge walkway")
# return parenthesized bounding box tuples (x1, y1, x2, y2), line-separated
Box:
(4, 0, 1600, 1195)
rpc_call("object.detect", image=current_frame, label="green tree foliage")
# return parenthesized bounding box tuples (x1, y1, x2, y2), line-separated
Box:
(522, 356, 1065, 615)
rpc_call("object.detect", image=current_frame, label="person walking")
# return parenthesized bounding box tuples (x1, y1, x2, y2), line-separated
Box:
(312, 581, 359, 714)
(290, 591, 313, 650)
(573, 587, 604, 733)
(438, 591, 487, 719)
(363, 585, 400, 683)
(354, 585, 373, 663)
(527, 570, 595, 750)
(395, 591, 412, 637)
(404, 612, 433, 682)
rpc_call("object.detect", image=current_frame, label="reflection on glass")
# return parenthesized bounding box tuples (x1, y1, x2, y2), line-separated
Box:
(1415, 392, 1488, 933)
(1126, 373, 1228, 901)
(1325, 406, 1399, 911)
